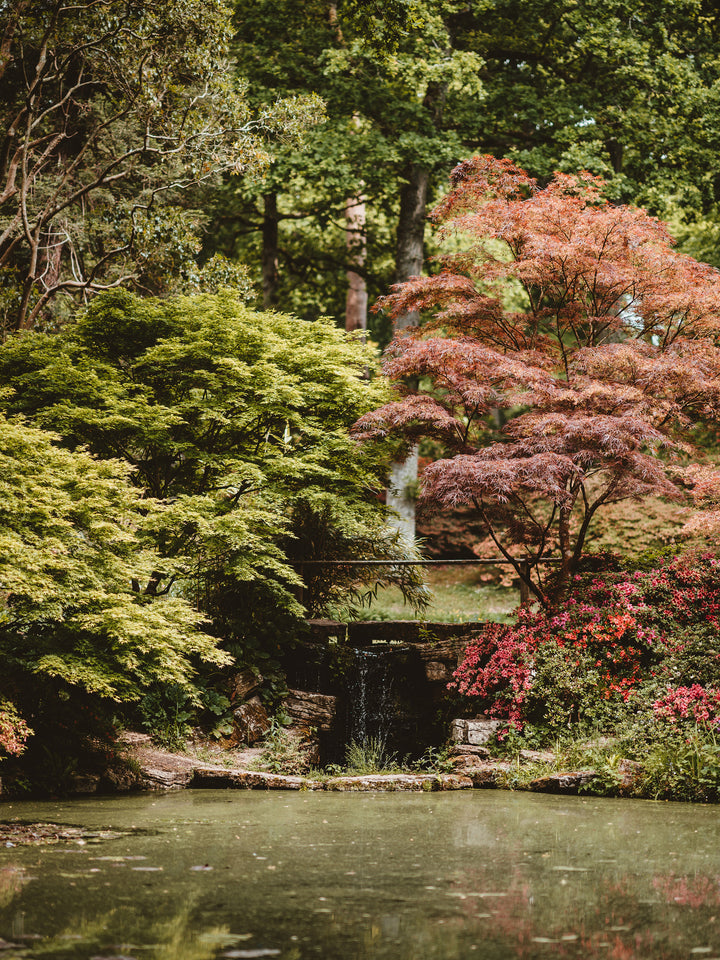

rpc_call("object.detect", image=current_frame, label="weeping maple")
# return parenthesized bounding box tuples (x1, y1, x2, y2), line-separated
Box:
(354, 155, 720, 606)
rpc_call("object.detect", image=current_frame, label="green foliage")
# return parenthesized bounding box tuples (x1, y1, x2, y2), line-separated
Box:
(138, 682, 232, 748)
(344, 736, 401, 774)
(254, 717, 314, 776)
(211, 0, 487, 333)
(208, 0, 720, 334)
(411, 745, 454, 774)
(0, 291, 425, 684)
(0, 0, 322, 331)
(641, 729, 720, 803)
(0, 412, 227, 710)
(138, 685, 196, 751)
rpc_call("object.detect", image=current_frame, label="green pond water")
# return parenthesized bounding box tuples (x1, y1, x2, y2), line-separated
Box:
(0, 789, 719, 959)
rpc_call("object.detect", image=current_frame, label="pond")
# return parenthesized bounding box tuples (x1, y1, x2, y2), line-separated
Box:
(0, 789, 718, 959)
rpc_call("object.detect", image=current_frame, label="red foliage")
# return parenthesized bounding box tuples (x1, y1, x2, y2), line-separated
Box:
(451, 554, 720, 730)
(451, 601, 654, 727)
(0, 702, 31, 757)
(355, 156, 720, 605)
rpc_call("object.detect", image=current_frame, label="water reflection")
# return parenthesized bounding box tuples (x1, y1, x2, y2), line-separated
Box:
(0, 792, 719, 959)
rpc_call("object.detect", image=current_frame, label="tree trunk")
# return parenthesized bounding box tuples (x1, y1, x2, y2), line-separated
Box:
(344, 190, 367, 331)
(386, 164, 431, 545)
(395, 164, 430, 298)
(262, 191, 279, 309)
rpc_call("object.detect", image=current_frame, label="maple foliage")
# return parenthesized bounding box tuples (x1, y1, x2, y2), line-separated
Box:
(354, 156, 720, 605)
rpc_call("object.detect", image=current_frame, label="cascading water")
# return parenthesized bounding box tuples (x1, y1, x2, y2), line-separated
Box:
(346, 645, 398, 748)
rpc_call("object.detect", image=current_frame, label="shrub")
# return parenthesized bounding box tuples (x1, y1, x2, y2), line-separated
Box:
(0, 702, 32, 758)
(451, 553, 720, 734)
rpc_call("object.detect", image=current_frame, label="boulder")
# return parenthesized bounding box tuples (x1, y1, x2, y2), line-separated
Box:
(618, 758, 643, 793)
(414, 637, 468, 664)
(233, 696, 271, 744)
(425, 660, 451, 682)
(530, 770, 596, 795)
(468, 766, 503, 788)
(191, 766, 324, 790)
(449, 753, 484, 771)
(229, 668, 262, 703)
(284, 689, 336, 732)
(518, 749, 556, 765)
(140, 766, 194, 790)
(449, 744, 491, 759)
(325, 773, 472, 792)
(67, 773, 101, 795)
(450, 718, 502, 745)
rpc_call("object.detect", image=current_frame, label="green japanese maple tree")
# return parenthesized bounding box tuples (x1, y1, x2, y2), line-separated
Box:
(0, 290, 425, 656)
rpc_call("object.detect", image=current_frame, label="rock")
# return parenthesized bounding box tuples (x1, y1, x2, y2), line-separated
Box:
(468, 766, 502, 788)
(438, 774, 473, 790)
(283, 689, 336, 732)
(451, 718, 502, 745)
(414, 638, 468, 664)
(425, 661, 451, 682)
(529, 770, 596, 795)
(233, 696, 271, 744)
(305, 619, 347, 643)
(140, 766, 194, 790)
(450, 754, 486, 771)
(449, 744, 491, 759)
(68, 773, 100, 795)
(191, 766, 322, 791)
(229, 668, 262, 703)
(518, 749, 556, 764)
(466, 719, 502, 745)
(450, 719, 468, 743)
(325, 773, 471, 792)
(618, 759, 643, 793)
(101, 762, 142, 792)
(118, 731, 152, 745)
(288, 729, 320, 767)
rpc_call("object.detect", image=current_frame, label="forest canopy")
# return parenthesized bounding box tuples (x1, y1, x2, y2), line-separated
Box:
(2, 0, 720, 777)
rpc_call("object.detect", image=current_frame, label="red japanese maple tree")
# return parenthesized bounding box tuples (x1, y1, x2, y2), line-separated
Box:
(354, 156, 720, 606)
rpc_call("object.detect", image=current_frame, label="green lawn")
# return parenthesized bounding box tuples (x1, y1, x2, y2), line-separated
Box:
(347, 564, 520, 623)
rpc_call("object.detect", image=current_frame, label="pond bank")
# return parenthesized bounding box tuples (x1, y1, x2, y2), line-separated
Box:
(0, 731, 655, 801)
(108, 734, 606, 797)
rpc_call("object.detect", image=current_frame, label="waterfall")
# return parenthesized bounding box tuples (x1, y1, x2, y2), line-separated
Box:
(347, 646, 397, 747)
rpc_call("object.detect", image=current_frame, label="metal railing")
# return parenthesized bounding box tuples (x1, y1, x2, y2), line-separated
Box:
(293, 557, 561, 605)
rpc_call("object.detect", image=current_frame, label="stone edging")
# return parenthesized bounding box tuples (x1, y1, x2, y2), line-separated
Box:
(133, 749, 600, 796)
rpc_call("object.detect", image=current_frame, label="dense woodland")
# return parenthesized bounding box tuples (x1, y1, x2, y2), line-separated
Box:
(3, 0, 720, 797)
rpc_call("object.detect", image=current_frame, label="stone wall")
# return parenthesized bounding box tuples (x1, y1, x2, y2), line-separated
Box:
(275, 620, 484, 762)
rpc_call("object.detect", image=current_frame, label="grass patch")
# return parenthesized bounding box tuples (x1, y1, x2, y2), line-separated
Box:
(351, 564, 519, 622)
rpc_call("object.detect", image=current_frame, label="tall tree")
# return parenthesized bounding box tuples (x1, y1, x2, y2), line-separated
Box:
(354, 156, 720, 605)
(0, 410, 228, 745)
(0, 0, 320, 334)
(217, 0, 720, 542)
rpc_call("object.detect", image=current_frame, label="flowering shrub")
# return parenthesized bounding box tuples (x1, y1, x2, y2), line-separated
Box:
(451, 554, 720, 732)
(450, 621, 534, 726)
(653, 685, 720, 727)
(452, 603, 656, 728)
(0, 702, 32, 757)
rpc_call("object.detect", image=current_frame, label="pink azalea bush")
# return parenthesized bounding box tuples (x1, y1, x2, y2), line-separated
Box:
(653, 685, 720, 727)
(450, 554, 720, 734)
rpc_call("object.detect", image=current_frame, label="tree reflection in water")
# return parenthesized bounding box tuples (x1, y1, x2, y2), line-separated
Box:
(0, 792, 719, 960)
